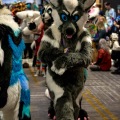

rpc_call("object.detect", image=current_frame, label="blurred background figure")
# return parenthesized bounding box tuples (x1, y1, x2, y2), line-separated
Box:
(111, 5, 120, 74)
(90, 38, 111, 71)
(104, 2, 116, 36)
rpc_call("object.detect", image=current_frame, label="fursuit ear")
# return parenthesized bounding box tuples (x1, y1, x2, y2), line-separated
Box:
(49, 0, 59, 8)
(82, 0, 96, 11)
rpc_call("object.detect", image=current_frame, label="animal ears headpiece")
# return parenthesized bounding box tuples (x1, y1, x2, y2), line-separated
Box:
(49, 0, 95, 11)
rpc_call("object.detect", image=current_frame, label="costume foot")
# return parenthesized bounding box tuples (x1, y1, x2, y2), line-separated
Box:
(48, 106, 55, 119)
(78, 109, 89, 120)
(78, 117, 90, 120)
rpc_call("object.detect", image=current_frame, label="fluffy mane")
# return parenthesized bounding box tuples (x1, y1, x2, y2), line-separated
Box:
(0, 6, 12, 15)
(0, 15, 19, 31)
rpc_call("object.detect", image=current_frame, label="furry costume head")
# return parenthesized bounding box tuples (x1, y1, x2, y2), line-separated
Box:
(16, 10, 41, 35)
(41, 1, 53, 26)
(21, 2, 53, 35)
(49, 0, 95, 44)
(0, 5, 21, 65)
(88, 3, 100, 20)
(110, 33, 119, 41)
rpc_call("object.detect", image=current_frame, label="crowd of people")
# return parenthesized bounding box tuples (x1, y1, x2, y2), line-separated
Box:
(88, 2, 120, 74)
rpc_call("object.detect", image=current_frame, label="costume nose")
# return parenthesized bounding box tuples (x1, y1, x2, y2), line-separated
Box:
(66, 27, 74, 35)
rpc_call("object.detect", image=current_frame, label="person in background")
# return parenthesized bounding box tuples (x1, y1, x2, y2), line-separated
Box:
(31, 1, 38, 11)
(114, 5, 120, 44)
(111, 5, 120, 74)
(90, 38, 111, 71)
(98, 16, 108, 33)
(104, 2, 116, 36)
(93, 16, 107, 49)
(38, 4, 44, 14)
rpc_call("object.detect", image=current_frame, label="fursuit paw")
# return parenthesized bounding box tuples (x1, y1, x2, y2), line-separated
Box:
(51, 62, 66, 75)
(51, 56, 67, 75)
(78, 109, 89, 120)
(48, 106, 56, 119)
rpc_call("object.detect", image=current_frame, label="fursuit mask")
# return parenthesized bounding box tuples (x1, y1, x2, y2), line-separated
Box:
(49, 0, 95, 44)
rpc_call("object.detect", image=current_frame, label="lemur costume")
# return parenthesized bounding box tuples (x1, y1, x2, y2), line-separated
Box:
(0, 5, 31, 120)
(25, 2, 54, 76)
(38, 0, 95, 120)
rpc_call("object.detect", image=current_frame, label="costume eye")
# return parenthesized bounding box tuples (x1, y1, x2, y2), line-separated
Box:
(61, 13, 68, 22)
(72, 15, 79, 22)
(47, 8, 52, 14)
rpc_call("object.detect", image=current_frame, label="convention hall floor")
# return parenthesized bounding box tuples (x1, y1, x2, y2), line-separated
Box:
(0, 66, 120, 120)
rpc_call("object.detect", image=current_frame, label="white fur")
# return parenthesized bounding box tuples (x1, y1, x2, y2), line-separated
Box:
(31, 41, 36, 49)
(46, 70, 64, 105)
(42, 35, 59, 48)
(52, 9, 63, 28)
(0, 7, 12, 15)
(0, 82, 21, 120)
(0, 41, 4, 66)
(22, 27, 32, 35)
(89, 6, 99, 19)
(0, 15, 19, 32)
(63, 0, 78, 14)
(33, 16, 42, 26)
(75, 41, 81, 51)
(51, 24, 61, 42)
(16, 10, 40, 20)
(51, 61, 66, 75)
(75, 88, 84, 107)
(41, 24, 61, 48)
(45, 88, 51, 99)
(110, 33, 120, 51)
(77, 13, 88, 32)
(82, 35, 92, 44)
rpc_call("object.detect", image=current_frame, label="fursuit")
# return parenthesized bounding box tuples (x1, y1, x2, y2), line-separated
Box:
(109, 33, 120, 53)
(109, 33, 120, 67)
(38, 0, 95, 120)
(0, 5, 31, 120)
(21, 2, 53, 36)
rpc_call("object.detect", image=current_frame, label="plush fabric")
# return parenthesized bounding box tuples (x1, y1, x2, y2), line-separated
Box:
(0, 6, 31, 120)
(38, 0, 95, 120)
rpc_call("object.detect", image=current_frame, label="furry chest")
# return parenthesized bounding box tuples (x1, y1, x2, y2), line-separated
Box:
(47, 67, 86, 89)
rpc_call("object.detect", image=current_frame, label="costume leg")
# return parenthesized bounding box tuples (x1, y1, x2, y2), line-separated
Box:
(78, 97, 88, 120)
(19, 75, 31, 120)
(48, 100, 55, 119)
(55, 93, 74, 120)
